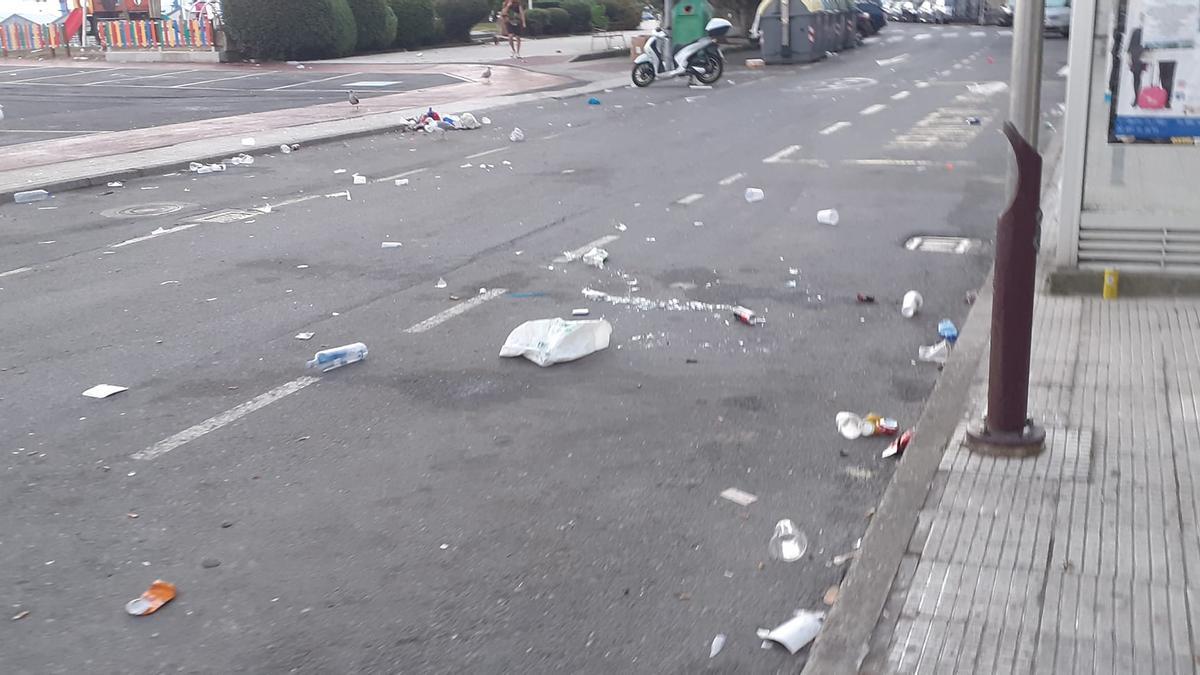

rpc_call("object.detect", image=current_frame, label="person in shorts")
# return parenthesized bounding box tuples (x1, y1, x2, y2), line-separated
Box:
(501, 0, 527, 59)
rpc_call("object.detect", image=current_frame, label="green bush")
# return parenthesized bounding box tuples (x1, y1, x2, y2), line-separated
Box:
(435, 0, 489, 41)
(388, 0, 437, 47)
(524, 7, 549, 34)
(599, 0, 640, 29)
(590, 3, 608, 29)
(532, 0, 563, 7)
(561, 0, 592, 31)
(225, 0, 358, 60)
(348, 0, 398, 51)
(544, 7, 572, 32)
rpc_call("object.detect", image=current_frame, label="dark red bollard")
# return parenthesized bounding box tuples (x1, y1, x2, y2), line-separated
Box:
(967, 122, 1046, 456)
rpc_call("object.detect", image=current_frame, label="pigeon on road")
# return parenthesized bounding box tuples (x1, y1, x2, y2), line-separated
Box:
(348, 90, 360, 111)
(481, 67, 492, 84)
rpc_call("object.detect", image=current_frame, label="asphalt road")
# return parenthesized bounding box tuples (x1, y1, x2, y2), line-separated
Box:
(0, 63, 466, 146)
(0, 24, 1068, 674)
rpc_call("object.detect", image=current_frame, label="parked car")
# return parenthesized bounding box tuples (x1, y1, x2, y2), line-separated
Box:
(1044, 0, 1069, 36)
(997, 2, 1014, 25)
(899, 1, 919, 21)
(856, 1, 888, 31)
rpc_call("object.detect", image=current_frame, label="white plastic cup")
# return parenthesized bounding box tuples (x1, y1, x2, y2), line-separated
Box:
(901, 290, 923, 318)
(745, 187, 765, 203)
(836, 411, 864, 439)
(817, 208, 839, 226)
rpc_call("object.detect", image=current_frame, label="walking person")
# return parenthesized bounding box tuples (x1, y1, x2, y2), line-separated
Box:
(501, 0, 526, 59)
(1127, 22, 1146, 107)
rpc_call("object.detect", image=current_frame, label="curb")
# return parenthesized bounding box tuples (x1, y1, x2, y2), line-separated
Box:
(0, 75, 630, 204)
(800, 130, 1066, 674)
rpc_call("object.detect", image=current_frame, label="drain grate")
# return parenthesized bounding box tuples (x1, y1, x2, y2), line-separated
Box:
(905, 235, 981, 254)
(101, 202, 196, 219)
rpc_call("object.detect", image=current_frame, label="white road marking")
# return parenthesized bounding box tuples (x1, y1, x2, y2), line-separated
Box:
(554, 235, 621, 263)
(265, 72, 360, 91)
(999, 29, 1012, 36)
(465, 147, 508, 160)
(344, 80, 401, 87)
(374, 167, 427, 183)
(763, 145, 801, 163)
(876, 54, 909, 66)
(1057, 65, 1070, 77)
(891, 90, 911, 100)
(267, 194, 323, 209)
(820, 121, 851, 135)
(8, 67, 123, 83)
(111, 223, 198, 249)
(718, 172, 746, 186)
(86, 69, 200, 85)
(860, 104, 887, 116)
(0, 129, 104, 135)
(970, 30, 986, 37)
(885, 35, 905, 43)
(914, 33, 932, 40)
(404, 288, 508, 334)
(849, 158, 976, 167)
(175, 72, 265, 88)
(939, 70, 952, 77)
(132, 376, 320, 461)
(676, 193, 705, 205)
(0, 266, 32, 278)
(916, 81, 931, 88)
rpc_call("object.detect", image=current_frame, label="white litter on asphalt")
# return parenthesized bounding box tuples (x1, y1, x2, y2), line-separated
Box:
(719, 487, 758, 506)
(395, 178, 409, 186)
(710, 634, 726, 658)
(353, 174, 367, 184)
(82, 384, 128, 399)
(967, 81, 1008, 96)
(294, 332, 315, 341)
(381, 241, 402, 248)
(876, 54, 909, 66)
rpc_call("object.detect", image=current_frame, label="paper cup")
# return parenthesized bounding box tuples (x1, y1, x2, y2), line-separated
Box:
(817, 209, 839, 226)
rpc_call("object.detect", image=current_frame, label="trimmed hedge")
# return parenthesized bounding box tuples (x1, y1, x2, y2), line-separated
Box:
(224, 0, 358, 60)
(561, 0, 592, 31)
(348, 0, 398, 51)
(435, 0, 489, 41)
(544, 6, 571, 33)
(524, 7, 549, 34)
(599, 0, 640, 29)
(388, 0, 437, 47)
(590, 3, 608, 29)
(532, 0, 562, 7)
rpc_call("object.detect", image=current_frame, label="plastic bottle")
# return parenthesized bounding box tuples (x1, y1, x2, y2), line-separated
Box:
(937, 319, 959, 343)
(768, 519, 808, 562)
(901, 290, 923, 318)
(744, 187, 765, 202)
(14, 189, 49, 204)
(306, 343, 367, 372)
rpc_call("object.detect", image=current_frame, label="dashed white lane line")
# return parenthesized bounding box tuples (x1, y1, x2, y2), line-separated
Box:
(914, 33, 932, 40)
(820, 121, 852, 135)
(860, 104, 887, 116)
(970, 30, 987, 37)
(718, 172, 746, 186)
(554, 234, 621, 263)
(916, 81, 931, 88)
(0, 266, 32, 278)
(265, 72, 360, 91)
(876, 54, 909, 66)
(892, 90, 911, 100)
(268, 194, 323, 209)
(939, 70, 952, 77)
(465, 147, 508, 160)
(111, 223, 198, 249)
(762, 145, 801, 163)
(676, 193, 705, 205)
(174, 72, 266, 88)
(132, 376, 320, 460)
(375, 167, 427, 183)
(404, 288, 508, 334)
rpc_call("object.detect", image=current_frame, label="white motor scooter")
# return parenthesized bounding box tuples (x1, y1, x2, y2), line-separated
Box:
(632, 17, 732, 88)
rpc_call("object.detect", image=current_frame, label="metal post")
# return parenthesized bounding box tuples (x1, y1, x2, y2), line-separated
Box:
(1006, 0, 1045, 186)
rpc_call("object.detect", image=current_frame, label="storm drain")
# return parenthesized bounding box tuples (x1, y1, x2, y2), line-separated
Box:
(904, 235, 981, 254)
(101, 202, 196, 219)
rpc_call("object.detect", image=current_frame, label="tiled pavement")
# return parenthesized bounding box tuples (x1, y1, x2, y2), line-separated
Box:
(865, 295, 1200, 673)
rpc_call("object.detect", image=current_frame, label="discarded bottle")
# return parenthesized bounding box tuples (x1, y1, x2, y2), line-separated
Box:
(937, 319, 959, 344)
(918, 339, 950, 364)
(733, 306, 762, 326)
(816, 208, 839, 226)
(587, 97, 601, 105)
(306, 343, 367, 372)
(768, 519, 808, 562)
(14, 189, 49, 204)
(901, 290, 923, 318)
(744, 187, 765, 203)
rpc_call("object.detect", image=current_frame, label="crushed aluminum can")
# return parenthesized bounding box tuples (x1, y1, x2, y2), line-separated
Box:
(733, 306, 763, 326)
(882, 428, 914, 458)
(856, 293, 876, 303)
(877, 418, 899, 436)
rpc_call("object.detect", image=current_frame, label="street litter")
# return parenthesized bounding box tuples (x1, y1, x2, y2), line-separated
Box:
(395, 178, 410, 186)
(744, 187, 765, 202)
(768, 519, 808, 561)
(883, 428, 914, 458)
(294, 332, 315, 341)
(499, 318, 612, 367)
(759, 610, 824, 654)
(719, 487, 758, 506)
(571, 308, 590, 316)
(191, 162, 226, 174)
(353, 174, 367, 184)
(381, 241, 402, 248)
(710, 634, 726, 658)
(901, 290, 923, 318)
(510, 127, 525, 142)
(125, 580, 176, 616)
(11, 610, 30, 621)
(733, 306, 764, 326)
(241, 138, 256, 146)
(280, 143, 300, 154)
(817, 208, 839, 226)
(856, 293, 875, 303)
(334, 169, 347, 174)
(690, 84, 713, 90)
(918, 339, 950, 364)
(965, 116, 982, 125)
(14, 190, 50, 204)
(836, 411, 898, 439)
(938, 319, 959, 344)
(789, 268, 799, 275)
(306, 343, 368, 372)
(435, 277, 448, 288)
(228, 153, 254, 166)
(482, 116, 492, 125)
(616, 223, 627, 231)
(587, 97, 601, 105)
(746, 58, 766, 68)
(831, 550, 858, 566)
(107, 181, 124, 188)
(82, 384, 128, 399)
(823, 585, 840, 605)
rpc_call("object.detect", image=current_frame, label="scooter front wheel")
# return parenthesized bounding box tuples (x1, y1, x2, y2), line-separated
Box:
(632, 62, 656, 88)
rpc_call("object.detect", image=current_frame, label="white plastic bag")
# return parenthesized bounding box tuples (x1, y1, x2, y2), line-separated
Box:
(457, 112, 481, 129)
(499, 318, 612, 367)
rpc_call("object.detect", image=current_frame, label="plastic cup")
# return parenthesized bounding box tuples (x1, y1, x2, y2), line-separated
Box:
(901, 290, 923, 318)
(836, 411, 864, 439)
(817, 209, 840, 226)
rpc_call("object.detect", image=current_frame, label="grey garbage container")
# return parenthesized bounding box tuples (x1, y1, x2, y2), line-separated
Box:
(759, 0, 821, 64)
(816, 2, 837, 53)
(838, 0, 859, 49)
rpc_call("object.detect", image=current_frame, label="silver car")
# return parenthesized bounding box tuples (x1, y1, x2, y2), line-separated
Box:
(1044, 0, 1070, 36)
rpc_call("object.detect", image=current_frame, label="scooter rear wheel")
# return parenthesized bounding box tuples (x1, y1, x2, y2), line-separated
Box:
(693, 53, 723, 85)
(632, 62, 656, 88)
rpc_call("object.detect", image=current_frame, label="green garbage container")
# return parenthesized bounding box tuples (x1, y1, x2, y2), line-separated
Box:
(672, 1, 712, 48)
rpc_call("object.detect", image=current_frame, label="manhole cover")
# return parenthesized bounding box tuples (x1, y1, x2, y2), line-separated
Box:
(905, 236, 982, 254)
(184, 208, 259, 224)
(806, 77, 878, 93)
(101, 202, 196, 219)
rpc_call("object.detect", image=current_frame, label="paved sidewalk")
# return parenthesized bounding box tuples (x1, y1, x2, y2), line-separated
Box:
(324, 28, 652, 66)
